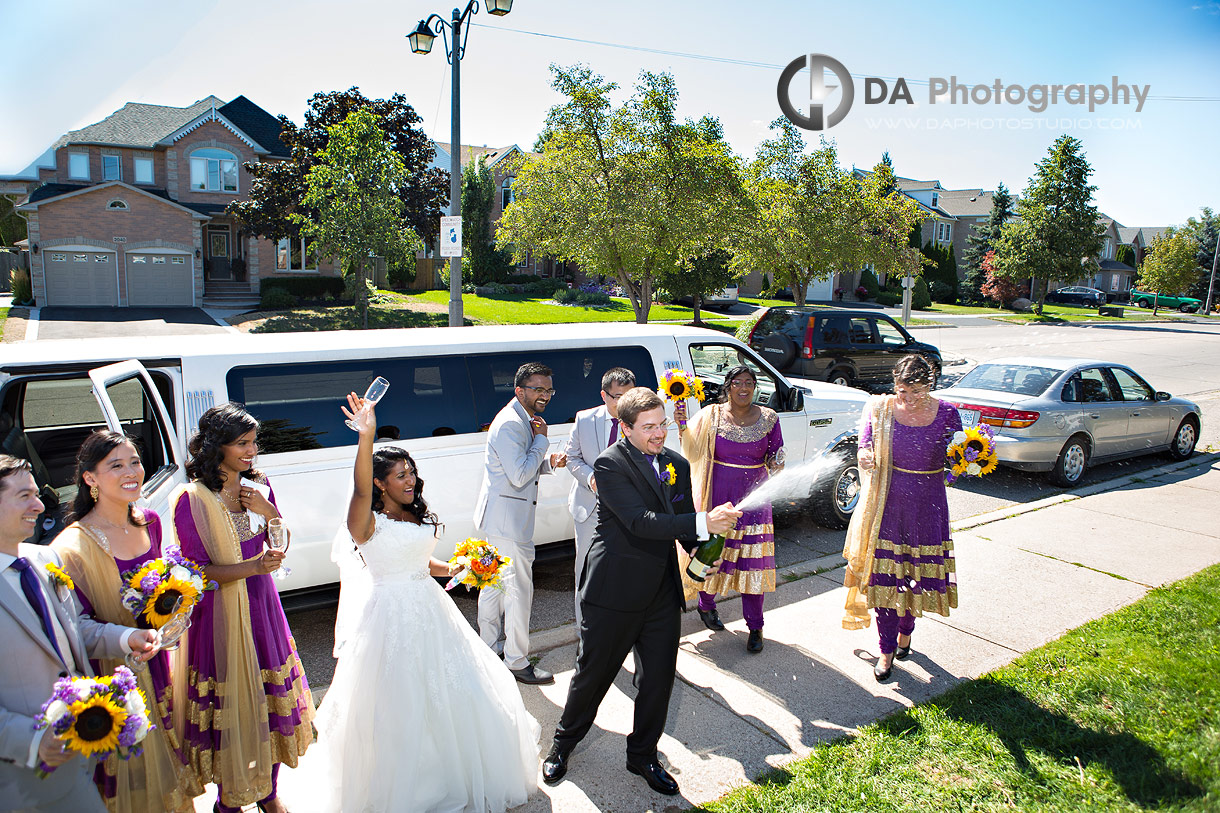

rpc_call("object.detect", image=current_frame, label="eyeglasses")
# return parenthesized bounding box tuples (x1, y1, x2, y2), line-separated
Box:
(604, 392, 624, 401)
(523, 386, 556, 396)
(637, 420, 671, 434)
(728, 380, 757, 391)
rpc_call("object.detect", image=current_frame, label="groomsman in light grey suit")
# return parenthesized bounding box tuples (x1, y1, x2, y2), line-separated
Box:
(0, 455, 158, 813)
(564, 367, 635, 628)
(474, 363, 567, 685)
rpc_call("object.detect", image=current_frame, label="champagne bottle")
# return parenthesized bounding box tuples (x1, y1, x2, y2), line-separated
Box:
(686, 533, 725, 582)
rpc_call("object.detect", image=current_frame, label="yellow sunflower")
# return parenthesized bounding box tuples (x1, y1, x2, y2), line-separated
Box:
(45, 563, 74, 591)
(660, 374, 694, 401)
(64, 694, 128, 757)
(142, 576, 196, 629)
(663, 463, 677, 485)
(978, 453, 999, 475)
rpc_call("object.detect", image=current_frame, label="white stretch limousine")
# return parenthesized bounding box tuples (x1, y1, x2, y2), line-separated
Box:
(1, 324, 868, 594)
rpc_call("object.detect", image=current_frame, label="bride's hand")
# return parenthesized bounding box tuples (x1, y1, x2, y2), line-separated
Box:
(341, 392, 376, 435)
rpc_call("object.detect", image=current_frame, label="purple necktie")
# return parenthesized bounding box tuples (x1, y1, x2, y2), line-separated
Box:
(608, 418, 619, 446)
(10, 557, 66, 664)
(643, 454, 664, 483)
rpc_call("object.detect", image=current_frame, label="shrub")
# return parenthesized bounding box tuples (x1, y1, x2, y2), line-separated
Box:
(523, 279, 563, 297)
(859, 268, 881, 299)
(553, 286, 611, 306)
(260, 287, 298, 310)
(261, 276, 345, 300)
(735, 310, 764, 342)
(9, 267, 33, 305)
(912, 276, 932, 310)
(387, 262, 416, 289)
(876, 290, 902, 306)
(929, 280, 956, 304)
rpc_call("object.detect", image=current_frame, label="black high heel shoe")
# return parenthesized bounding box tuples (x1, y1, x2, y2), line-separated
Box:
(895, 641, 912, 660)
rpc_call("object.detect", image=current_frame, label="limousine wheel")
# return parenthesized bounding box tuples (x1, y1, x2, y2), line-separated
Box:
(811, 452, 860, 530)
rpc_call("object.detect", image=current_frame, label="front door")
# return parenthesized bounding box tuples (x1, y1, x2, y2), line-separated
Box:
(206, 227, 231, 280)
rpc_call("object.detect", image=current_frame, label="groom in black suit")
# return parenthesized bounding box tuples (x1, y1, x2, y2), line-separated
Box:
(542, 388, 740, 796)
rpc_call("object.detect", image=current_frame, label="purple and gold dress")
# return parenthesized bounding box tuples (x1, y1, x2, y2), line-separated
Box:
(862, 400, 961, 617)
(699, 409, 783, 616)
(173, 479, 313, 808)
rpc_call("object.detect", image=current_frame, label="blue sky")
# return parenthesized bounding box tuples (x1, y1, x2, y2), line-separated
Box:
(3, 0, 1218, 227)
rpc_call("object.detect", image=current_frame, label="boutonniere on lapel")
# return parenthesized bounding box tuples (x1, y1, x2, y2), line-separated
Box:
(45, 563, 74, 602)
(662, 463, 677, 486)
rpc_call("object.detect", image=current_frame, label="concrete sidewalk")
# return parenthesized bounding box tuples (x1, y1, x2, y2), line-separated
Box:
(511, 453, 1220, 812)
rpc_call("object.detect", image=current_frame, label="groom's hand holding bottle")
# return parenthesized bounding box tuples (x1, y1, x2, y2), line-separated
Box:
(690, 502, 740, 578)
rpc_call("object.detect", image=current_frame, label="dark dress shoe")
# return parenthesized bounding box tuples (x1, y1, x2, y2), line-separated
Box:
(510, 664, 555, 685)
(697, 608, 725, 631)
(746, 629, 764, 653)
(542, 745, 570, 784)
(626, 760, 680, 795)
(874, 660, 893, 682)
(894, 643, 911, 660)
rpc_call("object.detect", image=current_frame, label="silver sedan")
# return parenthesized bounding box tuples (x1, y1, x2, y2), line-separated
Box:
(934, 357, 1201, 486)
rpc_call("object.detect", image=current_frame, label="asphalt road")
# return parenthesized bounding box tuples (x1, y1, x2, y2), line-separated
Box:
(279, 317, 1219, 693)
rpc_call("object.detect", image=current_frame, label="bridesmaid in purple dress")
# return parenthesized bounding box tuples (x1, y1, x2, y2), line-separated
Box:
(680, 365, 783, 653)
(52, 430, 201, 812)
(855, 355, 960, 682)
(170, 404, 313, 813)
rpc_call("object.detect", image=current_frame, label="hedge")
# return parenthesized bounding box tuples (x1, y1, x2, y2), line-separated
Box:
(260, 276, 345, 299)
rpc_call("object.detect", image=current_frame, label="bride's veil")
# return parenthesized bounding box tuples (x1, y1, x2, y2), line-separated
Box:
(331, 489, 373, 659)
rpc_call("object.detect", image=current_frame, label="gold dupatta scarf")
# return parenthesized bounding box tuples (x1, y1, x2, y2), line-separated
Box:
(166, 482, 273, 807)
(51, 522, 201, 813)
(841, 395, 895, 630)
(680, 402, 720, 512)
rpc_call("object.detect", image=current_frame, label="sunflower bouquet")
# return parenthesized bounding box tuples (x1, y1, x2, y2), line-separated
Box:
(444, 538, 512, 592)
(658, 369, 705, 427)
(945, 424, 999, 485)
(120, 550, 213, 630)
(33, 666, 152, 777)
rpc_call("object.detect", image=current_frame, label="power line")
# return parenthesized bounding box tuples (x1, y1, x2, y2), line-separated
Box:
(472, 22, 1220, 103)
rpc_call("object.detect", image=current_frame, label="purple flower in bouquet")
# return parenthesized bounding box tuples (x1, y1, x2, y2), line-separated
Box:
(110, 666, 137, 694)
(139, 572, 161, 593)
(964, 446, 979, 462)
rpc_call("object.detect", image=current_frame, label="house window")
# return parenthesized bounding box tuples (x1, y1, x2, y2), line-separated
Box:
(102, 155, 121, 181)
(69, 153, 90, 180)
(930, 191, 939, 208)
(107, 199, 128, 211)
(189, 148, 239, 192)
(73, 254, 87, 262)
(50, 253, 66, 262)
(134, 157, 154, 185)
(132, 256, 147, 263)
(276, 238, 318, 272)
(171, 256, 184, 264)
(94, 254, 108, 262)
(501, 178, 513, 210)
(153, 256, 166, 264)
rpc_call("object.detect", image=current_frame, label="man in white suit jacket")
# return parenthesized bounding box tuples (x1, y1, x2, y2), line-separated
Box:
(564, 367, 635, 628)
(0, 456, 157, 813)
(474, 363, 567, 685)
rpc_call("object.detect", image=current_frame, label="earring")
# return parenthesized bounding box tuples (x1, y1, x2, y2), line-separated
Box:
(89, 484, 99, 500)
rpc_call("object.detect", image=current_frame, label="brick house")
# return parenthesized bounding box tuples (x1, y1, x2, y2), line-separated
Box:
(12, 95, 339, 308)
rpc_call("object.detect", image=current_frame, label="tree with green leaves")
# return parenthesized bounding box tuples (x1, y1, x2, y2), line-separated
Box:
(0, 196, 25, 247)
(659, 249, 738, 324)
(1137, 231, 1202, 315)
(498, 65, 748, 323)
(1115, 244, 1136, 268)
(738, 120, 921, 305)
(296, 108, 423, 328)
(1178, 207, 1218, 310)
(961, 183, 1014, 304)
(461, 157, 513, 285)
(230, 87, 448, 249)
(991, 136, 1103, 314)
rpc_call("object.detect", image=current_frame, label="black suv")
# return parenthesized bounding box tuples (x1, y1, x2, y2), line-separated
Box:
(747, 307, 941, 388)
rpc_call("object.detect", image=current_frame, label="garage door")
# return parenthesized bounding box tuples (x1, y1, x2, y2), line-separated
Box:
(43, 250, 118, 306)
(126, 253, 193, 306)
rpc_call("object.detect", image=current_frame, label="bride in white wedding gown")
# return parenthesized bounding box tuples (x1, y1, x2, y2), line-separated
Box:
(284, 395, 540, 812)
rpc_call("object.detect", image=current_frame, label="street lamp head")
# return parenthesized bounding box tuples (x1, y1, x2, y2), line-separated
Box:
(408, 19, 436, 54)
(485, 0, 513, 15)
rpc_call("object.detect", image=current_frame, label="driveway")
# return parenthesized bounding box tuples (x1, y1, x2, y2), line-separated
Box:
(34, 307, 231, 340)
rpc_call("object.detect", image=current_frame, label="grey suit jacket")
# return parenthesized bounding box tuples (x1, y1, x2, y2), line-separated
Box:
(0, 544, 130, 811)
(565, 404, 612, 524)
(473, 399, 554, 542)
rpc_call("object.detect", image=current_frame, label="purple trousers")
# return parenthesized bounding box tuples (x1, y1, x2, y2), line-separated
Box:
(698, 591, 764, 631)
(216, 763, 279, 813)
(875, 608, 916, 655)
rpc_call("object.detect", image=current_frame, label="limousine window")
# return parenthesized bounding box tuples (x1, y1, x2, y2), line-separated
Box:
(688, 343, 785, 410)
(465, 346, 656, 428)
(228, 346, 657, 453)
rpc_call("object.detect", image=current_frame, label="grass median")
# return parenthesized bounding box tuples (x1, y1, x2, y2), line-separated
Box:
(704, 563, 1220, 812)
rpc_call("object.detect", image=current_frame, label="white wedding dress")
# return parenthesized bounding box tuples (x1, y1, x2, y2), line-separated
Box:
(285, 515, 540, 812)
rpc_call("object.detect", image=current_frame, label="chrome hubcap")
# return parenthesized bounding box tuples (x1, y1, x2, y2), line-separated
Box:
(1176, 424, 1196, 455)
(1063, 444, 1085, 481)
(835, 466, 861, 513)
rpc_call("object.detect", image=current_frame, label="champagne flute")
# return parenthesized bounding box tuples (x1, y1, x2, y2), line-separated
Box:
(346, 377, 390, 431)
(124, 596, 187, 671)
(267, 517, 290, 580)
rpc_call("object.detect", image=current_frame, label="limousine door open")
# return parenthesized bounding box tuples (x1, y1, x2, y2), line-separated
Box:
(88, 360, 186, 518)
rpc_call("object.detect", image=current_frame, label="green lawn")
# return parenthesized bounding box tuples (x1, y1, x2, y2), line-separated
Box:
(251, 290, 701, 332)
(0, 307, 8, 340)
(705, 563, 1220, 812)
(989, 303, 1183, 324)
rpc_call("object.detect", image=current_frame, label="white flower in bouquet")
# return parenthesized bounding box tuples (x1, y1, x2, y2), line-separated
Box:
(169, 565, 193, 584)
(43, 699, 69, 725)
(123, 692, 151, 740)
(952, 430, 968, 445)
(966, 462, 982, 476)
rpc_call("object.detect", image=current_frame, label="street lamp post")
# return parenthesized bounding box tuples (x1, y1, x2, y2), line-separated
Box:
(410, 0, 513, 328)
